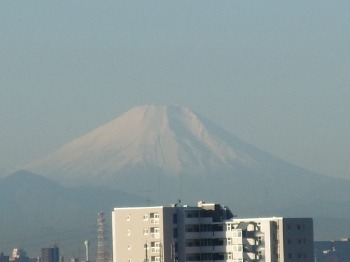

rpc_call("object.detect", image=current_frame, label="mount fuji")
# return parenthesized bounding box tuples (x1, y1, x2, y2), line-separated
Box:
(26, 105, 350, 239)
(29, 105, 264, 181)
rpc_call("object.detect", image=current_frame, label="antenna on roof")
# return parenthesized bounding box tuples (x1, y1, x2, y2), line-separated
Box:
(144, 190, 152, 205)
(174, 199, 181, 207)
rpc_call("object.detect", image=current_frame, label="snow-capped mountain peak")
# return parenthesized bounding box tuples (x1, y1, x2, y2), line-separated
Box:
(28, 105, 258, 184)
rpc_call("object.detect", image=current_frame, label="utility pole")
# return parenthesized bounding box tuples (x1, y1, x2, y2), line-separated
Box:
(144, 242, 148, 262)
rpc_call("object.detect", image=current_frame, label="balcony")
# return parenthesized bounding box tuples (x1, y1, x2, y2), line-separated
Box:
(150, 247, 160, 253)
(150, 233, 160, 239)
(150, 218, 159, 224)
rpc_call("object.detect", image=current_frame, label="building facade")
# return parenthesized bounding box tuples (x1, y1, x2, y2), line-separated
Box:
(227, 217, 314, 262)
(112, 201, 313, 262)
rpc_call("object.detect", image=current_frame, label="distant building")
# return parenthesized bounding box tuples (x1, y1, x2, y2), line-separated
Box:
(70, 258, 78, 262)
(315, 238, 350, 262)
(10, 249, 29, 262)
(0, 253, 10, 262)
(41, 246, 59, 262)
(112, 201, 314, 262)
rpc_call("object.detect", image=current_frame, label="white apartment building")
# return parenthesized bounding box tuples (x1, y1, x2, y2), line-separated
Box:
(225, 217, 314, 262)
(112, 201, 313, 262)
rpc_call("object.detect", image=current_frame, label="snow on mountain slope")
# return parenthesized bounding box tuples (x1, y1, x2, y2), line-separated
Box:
(28, 105, 260, 183)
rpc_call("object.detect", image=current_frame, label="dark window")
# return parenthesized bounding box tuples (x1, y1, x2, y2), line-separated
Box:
(186, 253, 200, 261)
(173, 214, 177, 224)
(200, 224, 211, 232)
(186, 225, 199, 232)
(200, 253, 212, 260)
(201, 239, 213, 246)
(186, 211, 199, 218)
(173, 228, 177, 238)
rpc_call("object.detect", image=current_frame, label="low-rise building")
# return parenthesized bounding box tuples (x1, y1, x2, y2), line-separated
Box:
(315, 238, 350, 262)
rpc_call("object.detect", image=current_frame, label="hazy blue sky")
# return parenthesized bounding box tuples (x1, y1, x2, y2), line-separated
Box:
(1, 1, 349, 179)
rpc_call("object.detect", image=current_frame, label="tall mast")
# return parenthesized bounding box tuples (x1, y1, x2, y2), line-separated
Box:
(97, 212, 108, 262)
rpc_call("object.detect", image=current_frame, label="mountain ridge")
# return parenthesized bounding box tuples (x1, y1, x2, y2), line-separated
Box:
(0, 170, 144, 257)
(23, 105, 350, 240)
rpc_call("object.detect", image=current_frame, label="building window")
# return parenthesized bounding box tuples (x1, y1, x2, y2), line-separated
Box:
(151, 256, 160, 262)
(186, 210, 199, 218)
(126, 215, 130, 221)
(256, 222, 261, 231)
(143, 214, 148, 221)
(151, 242, 162, 253)
(256, 237, 262, 245)
(185, 225, 199, 232)
(201, 254, 212, 260)
(186, 254, 200, 261)
(288, 253, 292, 259)
(143, 229, 149, 235)
(297, 225, 301, 230)
(174, 242, 178, 252)
(127, 244, 131, 250)
(201, 239, 213, 246)
(173, 214, 177, 224)
(173, 228, 177, 238)
(200, 224, 211, 232)
(232, 229, 242, 238)
(150, 227, 160, 238)
(128, 258, 131, 262)
(186, 239, 200, 247)
(232, 244, 242, 252)
(150, 213, 159, 219)
(150, 213, 159, 224)
(229, 223, 241, 231)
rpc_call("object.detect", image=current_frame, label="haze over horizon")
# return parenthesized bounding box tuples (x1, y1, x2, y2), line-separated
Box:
(1, 1, 349, 180)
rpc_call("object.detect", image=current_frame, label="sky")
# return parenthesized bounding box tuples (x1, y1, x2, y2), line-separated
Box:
(1, 1, 349, 179)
